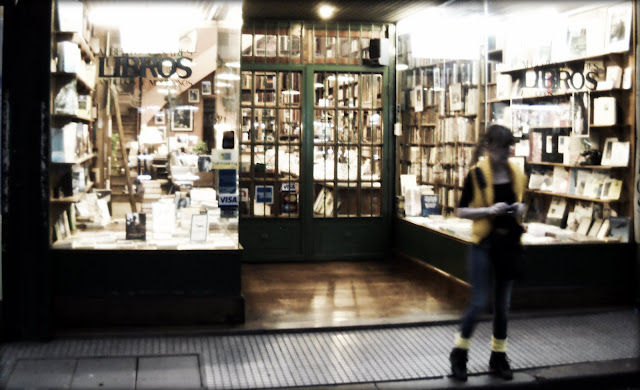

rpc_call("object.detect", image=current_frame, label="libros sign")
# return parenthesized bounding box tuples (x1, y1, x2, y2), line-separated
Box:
(98, 56, 193, 79)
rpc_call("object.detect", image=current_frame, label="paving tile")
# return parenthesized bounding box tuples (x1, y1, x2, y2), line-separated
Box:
(5, 358, 76, 390)
(136, 355, 202, 389)
(0, 311, 637, 389)
(70, 357, 136, 389)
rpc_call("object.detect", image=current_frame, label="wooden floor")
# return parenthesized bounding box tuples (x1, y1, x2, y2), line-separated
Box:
(55, 257, 470, 336)
(238, 257, 469, 330)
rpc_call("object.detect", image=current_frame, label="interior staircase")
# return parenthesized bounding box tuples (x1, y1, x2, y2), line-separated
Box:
(110, 96, 140, 203)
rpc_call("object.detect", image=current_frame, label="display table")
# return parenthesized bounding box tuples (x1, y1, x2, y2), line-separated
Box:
(50, 208, 243, 328)
(394, 217, 635, 309)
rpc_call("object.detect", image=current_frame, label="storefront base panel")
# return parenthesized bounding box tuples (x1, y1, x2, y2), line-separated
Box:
(394, 219, 636, 309)
(53, 296, 245, 327)
(51, 249, 244, 328)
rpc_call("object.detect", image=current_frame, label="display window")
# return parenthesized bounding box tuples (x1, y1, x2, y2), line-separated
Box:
(49, 1, 242, 250)
(396, 1, 636, 244)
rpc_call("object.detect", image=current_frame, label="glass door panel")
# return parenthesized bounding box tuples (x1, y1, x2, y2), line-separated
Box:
(240, 70, 302, 218)
(313, 71, 383, 218)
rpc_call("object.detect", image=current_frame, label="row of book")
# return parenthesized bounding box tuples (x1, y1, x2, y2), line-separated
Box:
(539, 196, 630, 243)
(436, 116, 475, 143)
(406, 145, 474, 168)
(406, 60, 480, 90)
(407, 127, 436, 144)
(529, 166, 622, 201)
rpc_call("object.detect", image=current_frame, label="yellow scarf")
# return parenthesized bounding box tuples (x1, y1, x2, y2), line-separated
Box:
(468, 158, 526, 244)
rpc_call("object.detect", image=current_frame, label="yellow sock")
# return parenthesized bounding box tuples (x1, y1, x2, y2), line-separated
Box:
(491, 336, 507, 352)
(454, 332, 471, 350)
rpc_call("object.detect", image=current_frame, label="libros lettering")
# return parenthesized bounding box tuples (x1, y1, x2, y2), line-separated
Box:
(98, 56, 193, 79)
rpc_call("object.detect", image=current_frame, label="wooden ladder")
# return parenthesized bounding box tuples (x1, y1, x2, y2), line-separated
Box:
(110, 84, 137, 213)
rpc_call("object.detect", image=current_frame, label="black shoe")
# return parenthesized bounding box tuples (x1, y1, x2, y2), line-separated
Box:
(449, 348, 468, 381)
(489, 351, 513, 380)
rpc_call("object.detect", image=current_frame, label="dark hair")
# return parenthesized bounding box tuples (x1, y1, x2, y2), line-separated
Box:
(470, 124, 514, 165)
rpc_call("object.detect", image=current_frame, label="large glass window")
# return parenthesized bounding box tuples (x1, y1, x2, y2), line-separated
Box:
(49, 1, 242, 250)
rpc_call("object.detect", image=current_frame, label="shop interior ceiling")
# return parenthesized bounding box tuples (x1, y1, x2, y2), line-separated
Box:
(241, 0, 607, 23)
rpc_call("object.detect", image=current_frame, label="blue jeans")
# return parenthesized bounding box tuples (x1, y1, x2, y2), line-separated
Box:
(460, 242, 514, 340)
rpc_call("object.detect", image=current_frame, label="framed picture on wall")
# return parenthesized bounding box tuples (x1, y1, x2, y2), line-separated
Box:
(171, 107, 194, 132)
(571, 92, 589, 137)
(604, 2, 632, 53)
(188, 88, 200, 103)
(202, 81, 212, 95)
(154, 110, 165, 125)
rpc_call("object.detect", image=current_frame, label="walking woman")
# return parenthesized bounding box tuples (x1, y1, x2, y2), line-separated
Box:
(449, 124, 527, 381)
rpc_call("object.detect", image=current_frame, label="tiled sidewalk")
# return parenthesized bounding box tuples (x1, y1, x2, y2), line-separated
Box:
(1, 310, 638, 389)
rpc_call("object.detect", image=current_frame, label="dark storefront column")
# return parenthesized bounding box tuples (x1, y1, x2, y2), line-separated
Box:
(2, 2, 52, 340)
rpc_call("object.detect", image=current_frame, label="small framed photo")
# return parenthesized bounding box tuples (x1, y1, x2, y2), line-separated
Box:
(202, 81, 212, 96)
(154, 110, 165, 125)
(171, 107, 194, 132)
(604, 2, 632, 53)
(188, 88, 200, 103)
(190, 213, 209, 242)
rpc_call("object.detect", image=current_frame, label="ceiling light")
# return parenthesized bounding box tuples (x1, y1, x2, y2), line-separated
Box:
(282, 90, 300, 95)
(318, 4, 335, 20)
(397, 63, 408, 71)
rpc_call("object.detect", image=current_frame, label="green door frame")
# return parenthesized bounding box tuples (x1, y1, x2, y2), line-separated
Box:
(239, 63, 394, 262)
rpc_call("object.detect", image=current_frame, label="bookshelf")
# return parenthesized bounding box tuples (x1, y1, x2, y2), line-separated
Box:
(398, 59, 481, 214)
(396, 1, 636, 244)
(486, 31, 635, 239)
(50, 23, 99, 243)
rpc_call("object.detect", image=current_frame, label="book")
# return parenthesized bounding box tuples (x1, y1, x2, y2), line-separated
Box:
(496, 74, 512, 99)
(605, 65, 623, 88)
(574, 169, 592, 197)
(583, 171, 608, 198)
(587, 218, 603, 237)
(152, 200, 176, 238)
(596, 219, 610, 239)
(592, 97, 616, 125)
(600, 137, 619, 166)
(449, 83, 463, 112)
(609, 216, 630, 242)
(600, 178, 622, 200)
(421, 194, 440, 217)
(566, 211, 580, 231)
(125, 213, 146, 240)
(609, 141, 630, 166)
(576, 216, 592, 236)
(528, 167, 548, 190)
(584, 60, 606, 89)
(551, 166, 570, 194)
(546, 197, 568, 227)
(529, 131, 543, 163)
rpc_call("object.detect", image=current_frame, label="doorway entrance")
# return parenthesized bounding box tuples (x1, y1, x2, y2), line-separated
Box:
(239, 66, 391, 261)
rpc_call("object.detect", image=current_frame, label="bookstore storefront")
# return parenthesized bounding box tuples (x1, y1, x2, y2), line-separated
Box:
(393, 0, 639, 307)
(1, 0, 638, 339)
(2, 1, 245, 338)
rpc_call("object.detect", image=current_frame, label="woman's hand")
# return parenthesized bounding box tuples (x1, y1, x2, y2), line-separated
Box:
(487, 202, 511, 215)
(510, 202, 526, 217)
